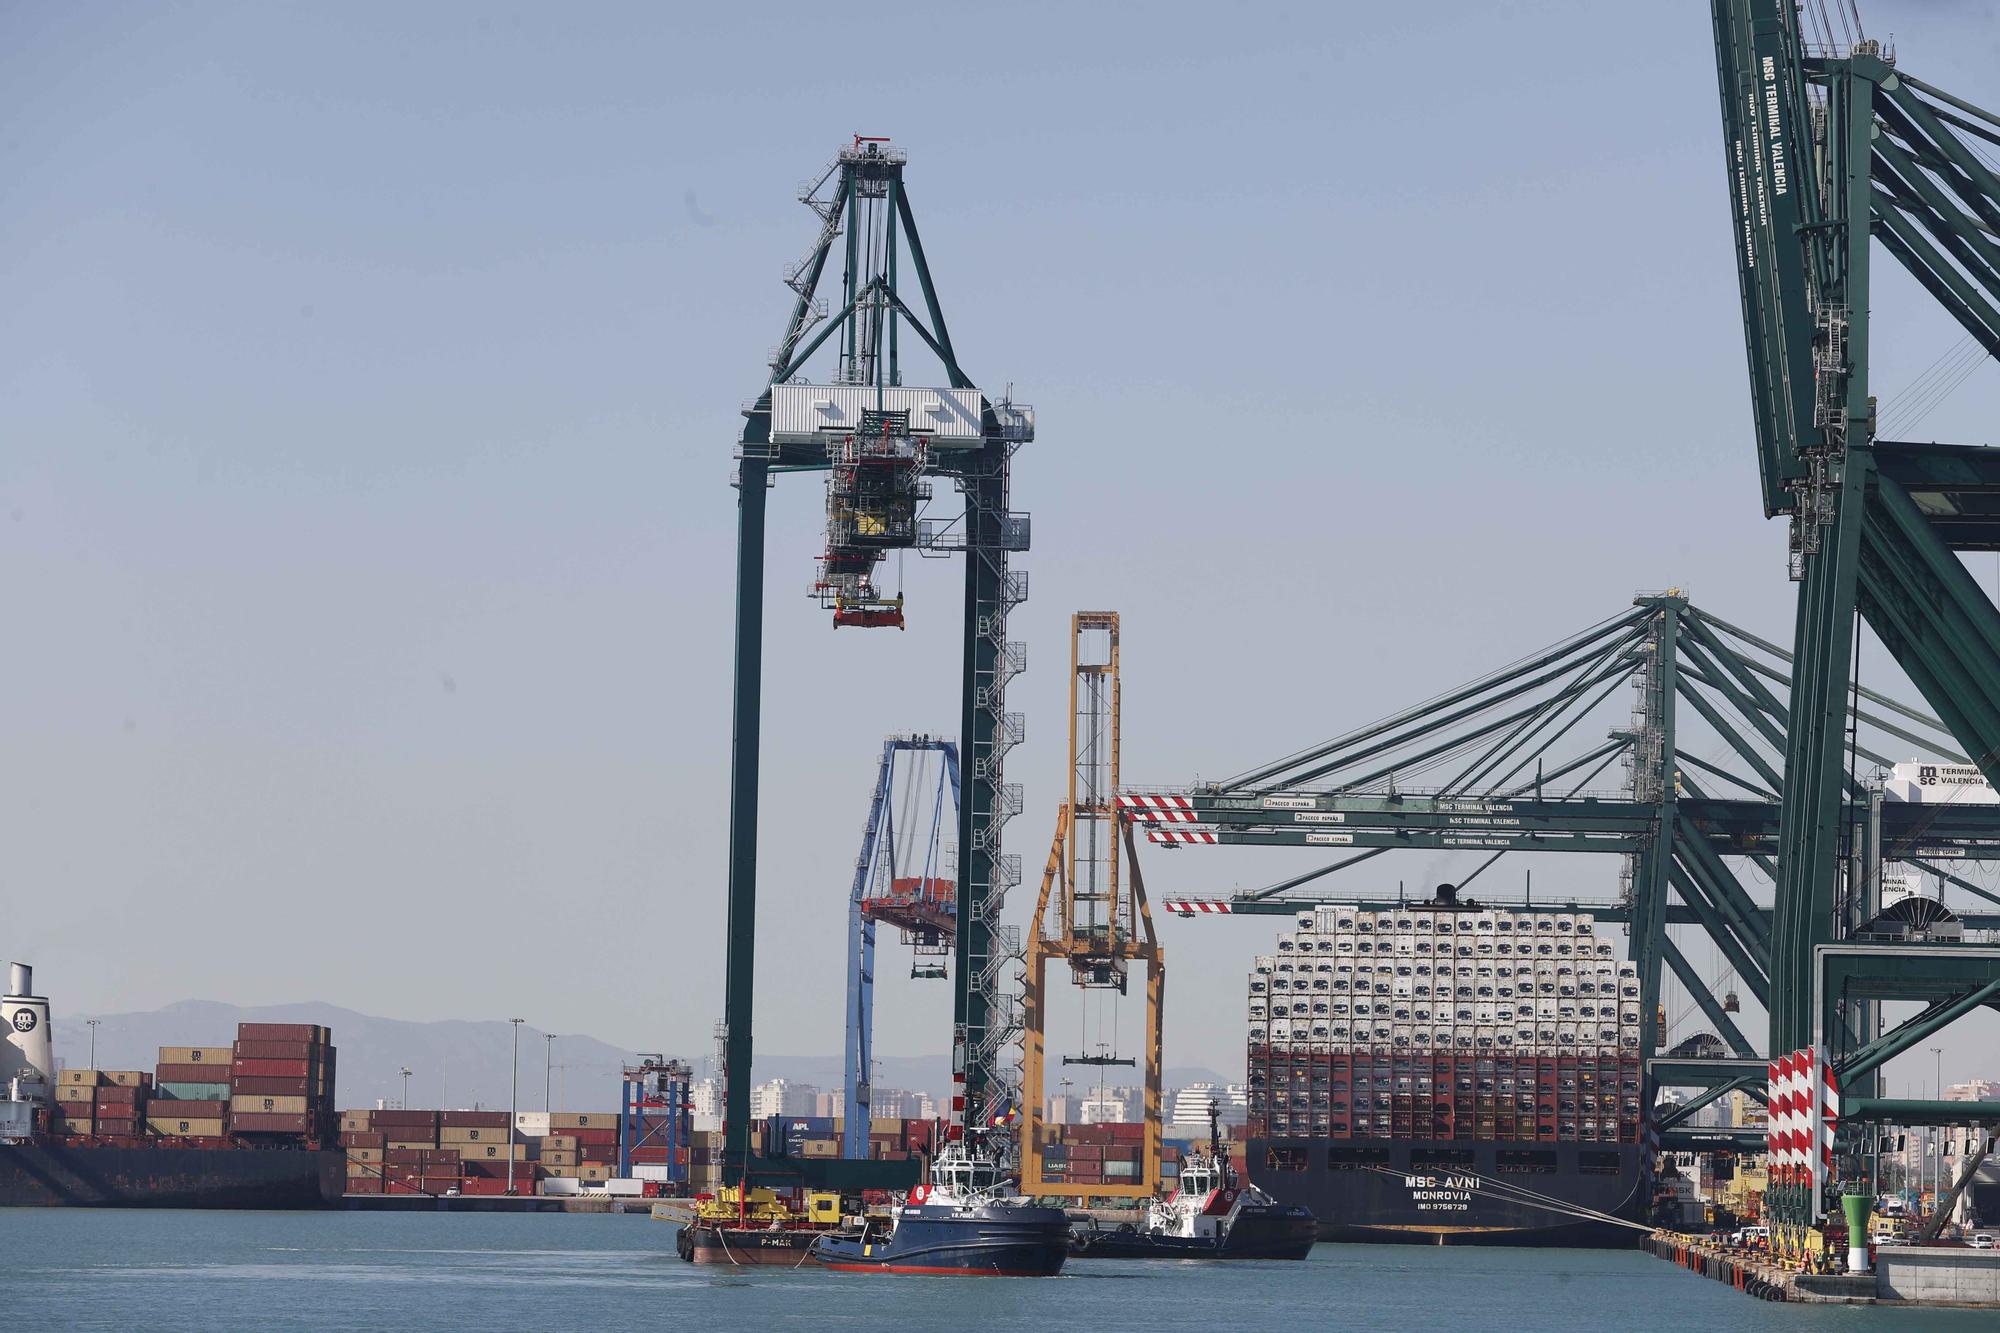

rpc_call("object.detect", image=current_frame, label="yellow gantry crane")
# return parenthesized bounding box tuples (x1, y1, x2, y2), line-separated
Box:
(1020, 611, 1164, 1198)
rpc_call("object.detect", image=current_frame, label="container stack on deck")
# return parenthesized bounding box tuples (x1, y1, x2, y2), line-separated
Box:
(151, 1045, 233, 1141)
(228, 1023, 336, 1146)
(44, 1026, 339, 1149)
(1247, 906, 1641, 1146)
(52, 1070, 154, 1141)
(1243, 901, 1651, 1244)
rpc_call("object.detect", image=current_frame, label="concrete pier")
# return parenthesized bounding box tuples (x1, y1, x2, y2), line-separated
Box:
(341, 1193, 655, 1214)
(1645, 1231, 2000, 1308)
(1877, 1246, 2000, 1306)
(1643, 1232, 1794, 1301)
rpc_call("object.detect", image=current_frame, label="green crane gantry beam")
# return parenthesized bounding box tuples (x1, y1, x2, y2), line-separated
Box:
(1131, 590, 2000, 1090)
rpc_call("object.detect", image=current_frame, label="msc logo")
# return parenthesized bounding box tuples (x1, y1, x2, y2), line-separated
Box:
(11, 1009, 37, 1033)
(1921, 765, 1939, 785)
(260, 1098, 276, 1111)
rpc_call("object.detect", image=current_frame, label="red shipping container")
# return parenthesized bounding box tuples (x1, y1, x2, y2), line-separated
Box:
(440, 1110, 510, 1128)
(95, 1085, 145, 1104)
(231, 1112, 312, 1133)
(568, 1127, 619, 1146)
(423, 1149, 462, 1163)
(345, 1176, 383, 1195)
(230, 1077, 323, 1097)
(236, 1022, 329, 1043)
(156, 1064, 233, 1083)
(234, 1040, 318, 1061)
(341, 1131, 387, 1148)
(459, 1178, 510, 1195)
(231, 1058, 311, 1079)
(370, 1111, 439, 1128)
(1108, 1123, 1143, 1142)
(153, 1099, 228, 1118)
(386, 1149, 425, 1164)
(627, 1147, 672, 1163)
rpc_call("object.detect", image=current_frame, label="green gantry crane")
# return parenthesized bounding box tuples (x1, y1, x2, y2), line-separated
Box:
(1709, 0, 2000, 1235)
(721, 138, 1033, 1189)
(1122, 592, 2000, 1154)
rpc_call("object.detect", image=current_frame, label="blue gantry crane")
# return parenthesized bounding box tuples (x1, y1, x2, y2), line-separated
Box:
(618, 1055, 693, 1187)
(842, 736, 960, 1160)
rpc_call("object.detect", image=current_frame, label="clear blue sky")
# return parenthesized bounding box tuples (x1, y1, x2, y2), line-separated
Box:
(4, 1, 1997, 1092)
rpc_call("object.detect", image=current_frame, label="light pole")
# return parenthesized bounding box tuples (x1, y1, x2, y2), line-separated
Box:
(544, 1034, 557, 1112)
(1930, 1047, 1944, 1207)
(508, 1019, 525, 1196)
(85, 1019, 100, 1070)
(400, 1066, 412, 1110)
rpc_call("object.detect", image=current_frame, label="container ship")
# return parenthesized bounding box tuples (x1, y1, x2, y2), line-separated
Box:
(1244, 888, 1650, 1245)
(1, 962, 344, 1207)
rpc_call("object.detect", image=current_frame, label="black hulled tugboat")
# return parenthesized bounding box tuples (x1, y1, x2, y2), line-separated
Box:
(1071, 1103, 1317, 1260)
(811, 1136, 1071, 1276)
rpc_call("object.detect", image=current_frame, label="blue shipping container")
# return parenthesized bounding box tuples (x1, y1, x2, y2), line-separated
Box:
(157, 1082, 232, 1100)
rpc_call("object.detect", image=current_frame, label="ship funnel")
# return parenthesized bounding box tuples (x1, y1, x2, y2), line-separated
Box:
(2, 960, 53, 1105)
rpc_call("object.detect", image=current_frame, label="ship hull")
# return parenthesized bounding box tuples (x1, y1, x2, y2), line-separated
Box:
(1071, 1205, 1318, 1260)
(0, 1143, 345, 1208)
(676, 1224, 821, 1265)
(813, 1204, 1071, 1276)
(1249, 1137, 1647, 1247)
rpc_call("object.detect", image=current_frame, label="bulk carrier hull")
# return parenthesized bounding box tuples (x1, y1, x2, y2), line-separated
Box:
(0, 1143, 346, 1208)
(1250, 1137, 1647, 1246)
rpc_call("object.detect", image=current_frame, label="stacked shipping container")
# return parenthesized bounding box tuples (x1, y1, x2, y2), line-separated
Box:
(1245, 906, 1643, 1146)
(51, 1070, 155, 1141)
(152, 1045, 233, 1139)
(339, 1108, 624, 1195)
(228, 1023, 336, 1144)
(47, 1026, 341, 1149)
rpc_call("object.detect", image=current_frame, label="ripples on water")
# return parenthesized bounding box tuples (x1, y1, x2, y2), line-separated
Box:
(4, 1211, 1991, 1330)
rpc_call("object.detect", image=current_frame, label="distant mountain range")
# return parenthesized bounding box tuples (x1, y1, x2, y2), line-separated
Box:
(57, 999, 1227, 1113)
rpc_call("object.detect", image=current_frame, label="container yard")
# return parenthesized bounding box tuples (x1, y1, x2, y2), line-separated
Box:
(13, 0, 2000, 1318)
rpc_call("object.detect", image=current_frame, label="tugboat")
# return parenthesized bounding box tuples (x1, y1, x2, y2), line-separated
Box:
(811, 1136, 1072, 1276)
(1071, 1104, 1317, 1260)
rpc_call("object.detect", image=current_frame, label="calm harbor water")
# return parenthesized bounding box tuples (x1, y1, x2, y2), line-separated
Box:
(3, 1210, 1991, 1330)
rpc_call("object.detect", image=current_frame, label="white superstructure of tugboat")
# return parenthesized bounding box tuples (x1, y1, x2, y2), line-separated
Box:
(1071, 1103, 1316, 1260)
